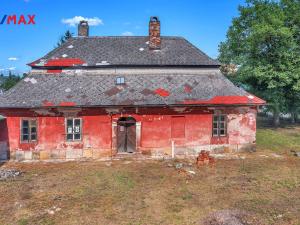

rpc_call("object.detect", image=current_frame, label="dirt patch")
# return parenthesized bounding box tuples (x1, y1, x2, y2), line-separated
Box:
(202, 209, 262, 225)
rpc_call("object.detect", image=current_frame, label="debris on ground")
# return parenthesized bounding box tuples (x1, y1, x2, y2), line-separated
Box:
(271, 153, 283, 158)
(175, 163, 183, 169)
(0, 169, 22, 181)
(46, 206, 61, 215)
(197, 151, 215, 167)
(187, 170, 196, 175)
(105, 162, 112, 167)
(167, 162, 197, 178)
(291, 150, 300, 157)
(202, 209, 260, 225)
(259, 154, 269, 158)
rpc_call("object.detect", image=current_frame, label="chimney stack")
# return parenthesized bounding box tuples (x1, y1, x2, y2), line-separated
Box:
(149, 16, 161, 50)
(78, 20, 89, 37)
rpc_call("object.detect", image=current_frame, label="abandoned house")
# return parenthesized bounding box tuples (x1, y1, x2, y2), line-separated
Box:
(0, 17, 265, 161)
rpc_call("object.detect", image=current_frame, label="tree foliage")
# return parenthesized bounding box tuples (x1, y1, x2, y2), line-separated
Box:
(219, 0, 300, 126)
(0, 72, 23, 91)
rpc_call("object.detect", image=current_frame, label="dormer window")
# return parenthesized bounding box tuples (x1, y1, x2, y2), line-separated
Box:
(116, 77, 125, 85)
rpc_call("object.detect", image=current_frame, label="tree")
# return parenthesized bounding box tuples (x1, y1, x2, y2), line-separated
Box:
(0, 72, 22, 91)
(219, 0, 300, 126)
(56, 30, 73, 47)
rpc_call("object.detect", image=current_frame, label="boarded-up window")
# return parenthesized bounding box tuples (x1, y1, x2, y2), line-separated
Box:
(171, 116, 185, 138)
(66, 118, 82, 141)
(21, 119, 37, 142)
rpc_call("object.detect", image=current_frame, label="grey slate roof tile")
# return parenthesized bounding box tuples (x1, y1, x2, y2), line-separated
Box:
(31, 36, 220, 67)
(0, 72, 248, 108)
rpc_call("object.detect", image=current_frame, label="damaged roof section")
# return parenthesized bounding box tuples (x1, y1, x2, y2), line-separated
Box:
(0, 72, 265, 108)
(29, 36, 220, 68)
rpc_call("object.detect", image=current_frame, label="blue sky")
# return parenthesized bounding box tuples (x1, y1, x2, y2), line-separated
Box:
(0, 0, 245, 75)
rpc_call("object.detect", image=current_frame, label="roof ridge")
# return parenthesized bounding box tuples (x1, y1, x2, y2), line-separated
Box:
(72, 36, 184, 39)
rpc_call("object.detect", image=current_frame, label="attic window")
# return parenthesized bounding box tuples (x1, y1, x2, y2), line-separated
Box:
(116, 77, 125, 85)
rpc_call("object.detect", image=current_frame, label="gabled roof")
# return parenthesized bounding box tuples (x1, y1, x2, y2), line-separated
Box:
(29, 36, 220, 68)
(0, 72, 265, 108)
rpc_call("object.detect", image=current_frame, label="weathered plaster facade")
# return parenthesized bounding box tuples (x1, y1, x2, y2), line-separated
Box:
(0, 106, 257, 161)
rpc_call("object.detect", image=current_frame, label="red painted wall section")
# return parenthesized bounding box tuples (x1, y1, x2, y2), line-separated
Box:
(171, 116, 185, 139)
(38, 117, 65, 151)
(141, 116, 171, 148)
(82, 115, 111, 149)
(184, 114, 212, 146)
(4, 115, 112, 152)
(0, 106, 258, 158)
(140, 114, 213, 149)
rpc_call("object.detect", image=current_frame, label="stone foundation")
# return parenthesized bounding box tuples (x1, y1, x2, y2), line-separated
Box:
(4, 143, 255, 162)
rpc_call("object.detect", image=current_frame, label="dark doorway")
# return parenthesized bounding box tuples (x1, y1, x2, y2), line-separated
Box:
(117, 117, 136, 153)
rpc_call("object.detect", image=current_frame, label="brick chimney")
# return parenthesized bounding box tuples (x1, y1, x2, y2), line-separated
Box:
(149, 16, 161, 50)
(78, 20, 89, 37)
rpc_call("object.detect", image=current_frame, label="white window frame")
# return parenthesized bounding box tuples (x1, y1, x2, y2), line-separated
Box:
(65, 118, 82, 142)
(212, 114, 227, 137)
(20, 118, 38, 142)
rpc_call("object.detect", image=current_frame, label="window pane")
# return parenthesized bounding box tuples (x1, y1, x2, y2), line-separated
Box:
(220, 115, 225, 121)
(22, 134, 29, 141)
(22, 120, 29, 127)
(220, 122, 225, 129)
(74, 126, 80, 133)
(30, 120, 37, 126)
(31, 134, 37, 141)
(67, 126, 73, 134)
(31, 127, 37, 133)
(74, 133, 81, 140)
(220, 129, 225, 136)
(67, 119, 73, 127)
(213, 122, 218, 129)
(213, 115, 218, 122)
(213, 129, 218, 136)
(67, 134, 73, 140)
(22, 127, 29, 135)
(74, 119, 81, 126)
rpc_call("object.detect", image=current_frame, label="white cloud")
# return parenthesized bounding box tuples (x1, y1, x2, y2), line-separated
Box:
(0, 69, 4, 72)
(8, 67, 16, 71)
(8, 57, 18, 61)
(61, 16, 103, 27)
(122, 31, 134, 36)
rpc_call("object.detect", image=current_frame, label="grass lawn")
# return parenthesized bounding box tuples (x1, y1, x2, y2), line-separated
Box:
(0, 126, 300, 225)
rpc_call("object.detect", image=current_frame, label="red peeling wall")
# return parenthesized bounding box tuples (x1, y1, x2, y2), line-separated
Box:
(0, 106, 258, 159)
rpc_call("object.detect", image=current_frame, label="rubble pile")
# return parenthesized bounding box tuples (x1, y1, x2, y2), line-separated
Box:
(0, 169, 22, 180)
(196, 150, 215, 166)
